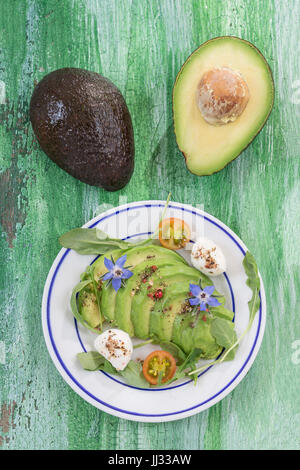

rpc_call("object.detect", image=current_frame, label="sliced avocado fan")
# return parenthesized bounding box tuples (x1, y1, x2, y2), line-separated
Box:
(76, 243, 234, 359)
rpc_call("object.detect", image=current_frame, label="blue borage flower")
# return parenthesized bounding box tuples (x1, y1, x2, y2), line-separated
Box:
(188, 283, 221, 311)
(102, 254, 133, 292)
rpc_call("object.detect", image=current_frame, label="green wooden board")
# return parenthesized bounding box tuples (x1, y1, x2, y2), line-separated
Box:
(0, 0, 299, 450)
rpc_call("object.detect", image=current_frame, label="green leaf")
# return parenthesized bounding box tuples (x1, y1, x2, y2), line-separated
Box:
(77, 351, 105, 371)
(209, 305, 234, 321)
(59, 228, 130, 255)
(211, 318, 237, 350)
(211, 317, 238, 360)
(77, 350, 150, 388)
(179, 347, 202, 372)
(77, 351, 118, 373)
(59, 194, 173, 255)
(101, 359, 118, 374)
(162, 347, 202, 386)
(242, 251, 261, 326)
(133, 338, 154, 349)
(179, 348, 202, 384)
(120, 360, 150, 388)
(158, 341, 187, 365)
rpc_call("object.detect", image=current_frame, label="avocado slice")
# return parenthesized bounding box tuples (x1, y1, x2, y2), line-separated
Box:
(173, 36, 274, 175)
(77, 284, 102, 329)
(150, 293, 185, 343)
(78, 248, 123, 328)
(131, 265, 199, 339)
(113, 251, 187, 336)
(172, 312, 222, 359)
(30, 68, 134, 191)
(100, 244, 187, 327)
(147, 267, 206, 343)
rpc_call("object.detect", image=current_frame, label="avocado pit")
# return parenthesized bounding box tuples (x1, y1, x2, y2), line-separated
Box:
(196, 67, 249, 125)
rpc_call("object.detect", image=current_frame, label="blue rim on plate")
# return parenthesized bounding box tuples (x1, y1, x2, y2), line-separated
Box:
(45, 203, 263, 418)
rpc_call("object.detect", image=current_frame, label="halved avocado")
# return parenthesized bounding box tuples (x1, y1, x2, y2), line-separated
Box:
(173, 36, 274, 175)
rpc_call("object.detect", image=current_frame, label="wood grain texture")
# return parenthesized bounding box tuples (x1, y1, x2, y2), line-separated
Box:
(0, 0, 299, 450)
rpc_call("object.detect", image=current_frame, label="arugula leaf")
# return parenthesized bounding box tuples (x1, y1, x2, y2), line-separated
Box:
(77, 351, 105, 370)
(188, 251, 261, 376)
(70, 280, 100, 333)
(77, 351, 150, 388)
(211, 318, 237, 348)
(209, 305, 235, 321)
(119, 360, 150, 388)
(162, 347, 202, 386)
(210, 317, 238, 361)
(179, 348, 202, 372)
(101, 359, 118, 374)
(243, 251, 261, 327)
(59, 228, 131, 255)
(158, 341, 187, 365)
(179, 348, 203, 384)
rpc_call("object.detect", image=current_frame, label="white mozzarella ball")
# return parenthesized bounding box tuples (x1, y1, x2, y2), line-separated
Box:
(94, 328, 133, 371)
(191, 237, 226, 276)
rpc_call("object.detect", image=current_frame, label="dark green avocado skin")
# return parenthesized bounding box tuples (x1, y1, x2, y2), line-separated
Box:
(30, 68, 134, 191)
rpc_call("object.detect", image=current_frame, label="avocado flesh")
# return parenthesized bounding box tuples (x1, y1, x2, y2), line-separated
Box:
(78, 285, 102, 329)
(173, 36, 274, 175)
(114, 258, 183, 336)
(91, 244, 186, 327)
(148, 274, 224, 355)
(150, 293, 186, 343)
(131, 266, 199, 338)
(29, 68, 134, 191)
(77, 244, 234, 357)
(172, 312, 222, 358)
(78, 248, 122, 328)
(132, 266, 201, 339)
(110, 245, 187, 334)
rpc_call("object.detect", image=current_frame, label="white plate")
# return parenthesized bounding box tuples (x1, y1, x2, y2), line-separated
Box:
(42, 200, 266, 423)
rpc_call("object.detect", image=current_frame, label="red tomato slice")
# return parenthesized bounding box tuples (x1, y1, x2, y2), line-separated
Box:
(142, 350, 177, 385)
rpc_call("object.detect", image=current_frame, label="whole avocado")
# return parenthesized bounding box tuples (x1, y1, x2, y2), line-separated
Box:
(30, 68, 134, 191)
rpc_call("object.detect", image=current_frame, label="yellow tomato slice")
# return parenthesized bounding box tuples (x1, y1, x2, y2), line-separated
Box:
(159, 217, 191, 250)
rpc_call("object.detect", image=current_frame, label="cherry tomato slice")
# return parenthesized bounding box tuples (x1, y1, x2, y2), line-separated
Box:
(159, 218, 191, 250)
(142, 350, 177, 385)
